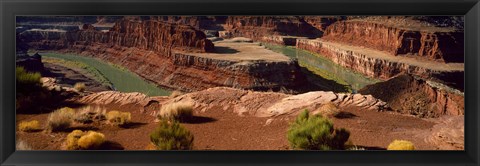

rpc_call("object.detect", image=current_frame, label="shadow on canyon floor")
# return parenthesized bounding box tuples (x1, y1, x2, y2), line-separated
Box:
(214, 46, 240, 54)
(99, 141, 125, 150)
(298, 67, 351, 93)
(183, 116, 217, 124)
(121, 122, 148, 129)
(335, 111, 358, 119)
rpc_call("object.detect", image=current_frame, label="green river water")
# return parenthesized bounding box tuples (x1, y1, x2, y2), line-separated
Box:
(40, 52, 171, 96)
(263, 43, 379, 92)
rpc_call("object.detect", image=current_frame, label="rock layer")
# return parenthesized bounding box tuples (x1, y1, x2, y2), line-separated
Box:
(163, 87, 388, 118)
(359, 74, 464, 118)
(322, 20, 464, 62)
(296, 39, 464, 90)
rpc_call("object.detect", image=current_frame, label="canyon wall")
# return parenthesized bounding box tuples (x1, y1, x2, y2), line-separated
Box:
(21, 18, 307, 93)
(223, 16, 324, 40)
(321, 20, 464, 63)
(296, 39, 464, 91)
(359, 75, 464, 118)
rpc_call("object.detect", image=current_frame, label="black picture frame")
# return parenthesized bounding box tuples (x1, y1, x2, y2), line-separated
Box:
(1, 0, 479, 165)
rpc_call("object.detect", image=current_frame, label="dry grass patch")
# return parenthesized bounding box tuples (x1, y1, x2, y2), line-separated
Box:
(157, 102, 193, 121)
(16, 139, 33, 150)
(65, 130, 106, 150)
(46, 107, 75, 132)
(18, 120, 41, 132)
(169, 90, 184, 99)
(74, 105, 107, 124)
(106, 110, 131, 127)
(314, 102, 340, 118)
(73, 82, 86, 92)
(387, 140, 415, 150)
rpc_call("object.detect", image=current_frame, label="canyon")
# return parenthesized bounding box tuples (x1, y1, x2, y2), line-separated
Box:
(19, 18, 310, 93)
(16, 16, 465, 150)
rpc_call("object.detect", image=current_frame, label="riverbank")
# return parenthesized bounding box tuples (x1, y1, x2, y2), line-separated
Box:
(34, 52, 171, 96)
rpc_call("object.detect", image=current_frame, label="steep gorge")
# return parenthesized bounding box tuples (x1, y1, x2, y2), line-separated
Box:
(21, 18, 307, 93)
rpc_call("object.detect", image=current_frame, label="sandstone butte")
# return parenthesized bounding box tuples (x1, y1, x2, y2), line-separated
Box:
(20, 18, 307, 93)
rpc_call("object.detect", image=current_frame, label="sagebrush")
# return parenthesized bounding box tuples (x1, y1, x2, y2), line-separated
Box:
(287, 110, 350, 150)
(65, 130, 105, 150)
(150, 120, 194, 150)
(46, 107, 75, 132)
(106, 110, 131, 127)
(18, 120, 41, 132)
(157, 102, 193, 121)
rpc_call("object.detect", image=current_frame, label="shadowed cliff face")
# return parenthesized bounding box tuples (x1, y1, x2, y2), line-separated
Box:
(21, 18, 215, 54)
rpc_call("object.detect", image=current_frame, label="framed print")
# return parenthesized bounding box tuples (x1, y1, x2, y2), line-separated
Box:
(1, 0, 479, 165)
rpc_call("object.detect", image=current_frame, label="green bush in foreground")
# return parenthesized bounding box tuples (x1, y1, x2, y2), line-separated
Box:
(150, 120, 194, 150)
(287, 110, 350, 150)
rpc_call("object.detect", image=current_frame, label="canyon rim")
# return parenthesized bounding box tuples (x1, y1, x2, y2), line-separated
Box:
(15, 16, 464, 151)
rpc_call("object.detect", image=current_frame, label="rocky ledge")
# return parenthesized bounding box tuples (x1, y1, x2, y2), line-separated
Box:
(297, 39, 464, 91)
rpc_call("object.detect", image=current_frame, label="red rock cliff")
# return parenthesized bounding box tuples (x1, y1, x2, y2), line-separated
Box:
(322, 20, 464, 62)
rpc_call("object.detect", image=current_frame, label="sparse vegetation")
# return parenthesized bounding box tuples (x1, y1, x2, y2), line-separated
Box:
(16, 139, 33, 150)
(18, 120, 41, 132)
(287, 110, 350, 150)
(150, 120, 194, 150)
(16, 66, 41, 87)
(106, 110, 131, 127)
(315, 102, 340, 118)
(169, 90, 184, 99)
(387, 140, 415, 150)
(157, 102, 193, 121)
(74, 105, 107, 124)
(46, 107, 75, 132)
(73, 82, 86, 92)
(65, 130, 105, 150)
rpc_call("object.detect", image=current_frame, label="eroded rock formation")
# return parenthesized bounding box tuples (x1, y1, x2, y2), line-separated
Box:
(359, 74, 464, 118)
(296, 39, 464, 90)
(321, 19, 464, 62)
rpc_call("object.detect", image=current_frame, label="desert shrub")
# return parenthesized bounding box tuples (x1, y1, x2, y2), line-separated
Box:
(169, 90, 184, 99)
(16, 66, 42, 94)
(46, 107, 75, 132)
(73, 82, 86, 92)
(65, 130, 105, 150)
(74, 105, 107, 124)
(150, 120, 194, 150)
(158, 102, 193, 121)
(16, 139, 33, 150)
(106, 110, 131, 127)
(18, 120, 41, 132)
(16, 66, 41, 86)
(287, 110, 350, 150)
(387, 140, 415, 150)
(315, 102, 340, 117)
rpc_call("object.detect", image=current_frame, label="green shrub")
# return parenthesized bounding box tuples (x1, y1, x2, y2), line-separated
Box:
(46, 107, 75, 132)
(16, 66, 42, 94)
(287, 110, 350, 150)
(387, 140, 415, 150)
(106, 110, 131, 127)
(150, 120, 194, 150)
(16, 66, 41, 86)
(158, 102, 193, 121)
(65, 130, 105, 150)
